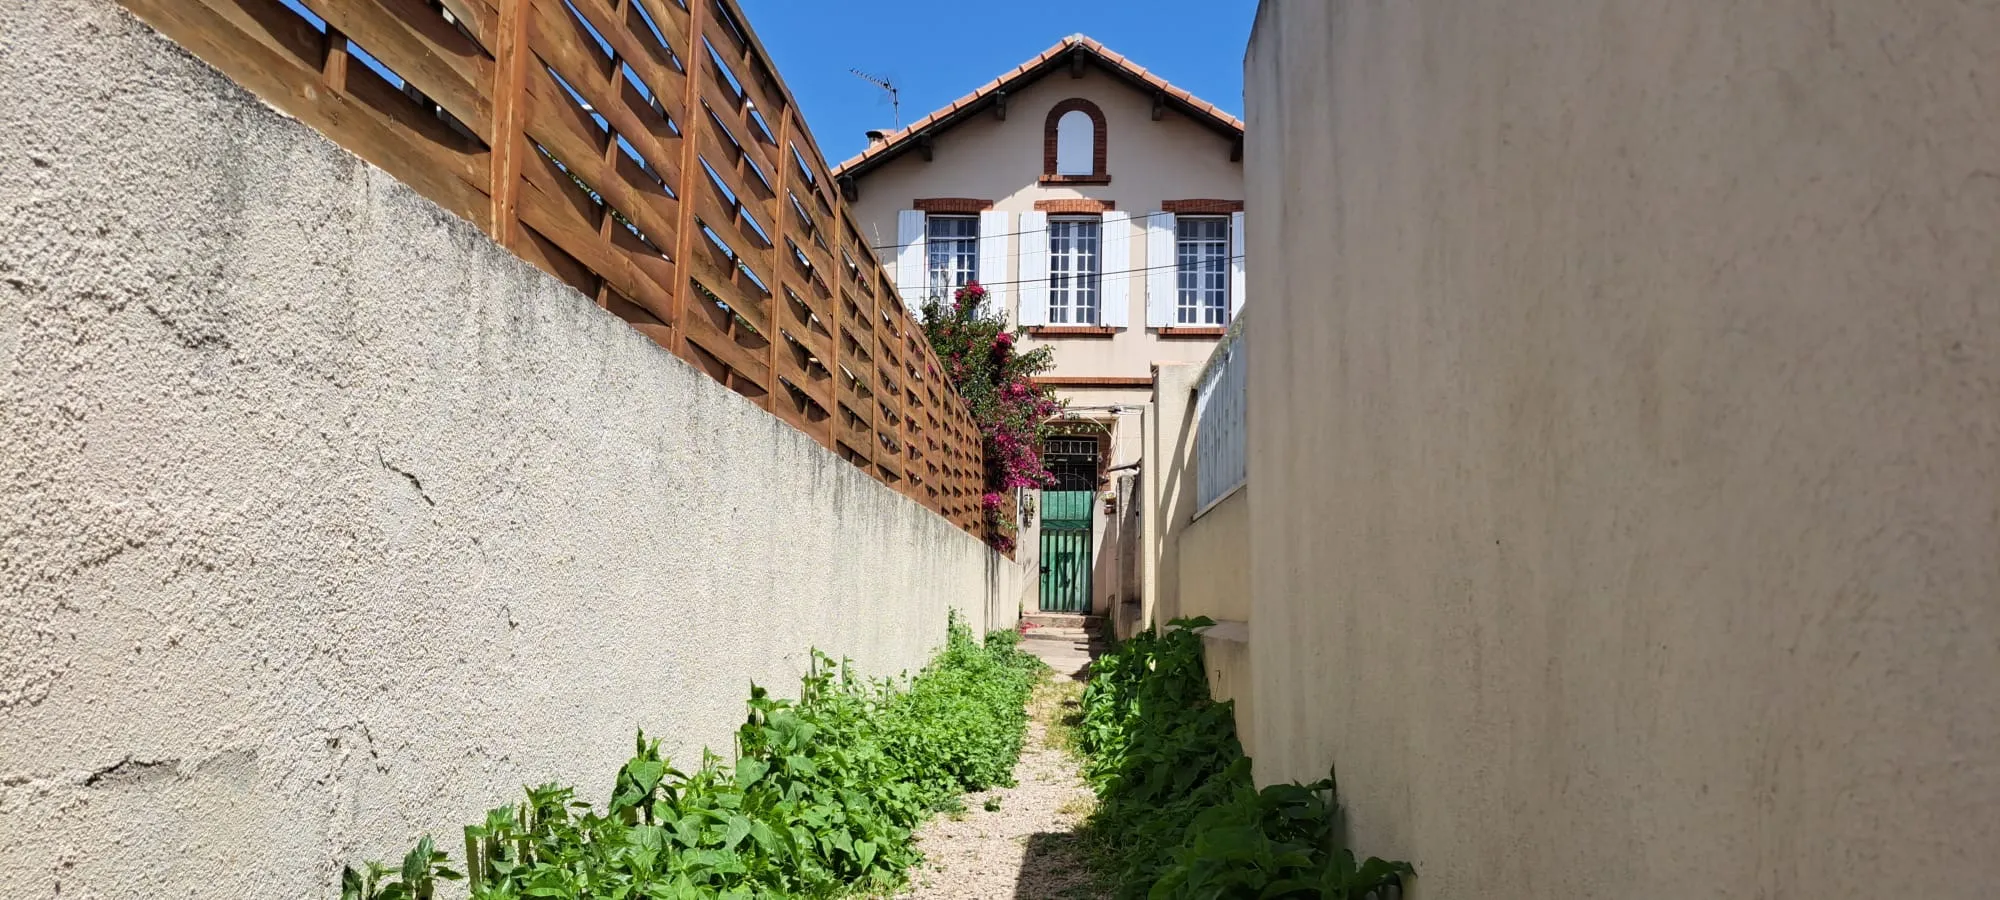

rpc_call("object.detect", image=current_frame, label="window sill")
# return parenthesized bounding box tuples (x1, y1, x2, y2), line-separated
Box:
(1039, 174, 1112, 186)
(1025, 326, 1120, 338)
(1155, 326, 1229, 338)
(1034, 375, 1156, 388)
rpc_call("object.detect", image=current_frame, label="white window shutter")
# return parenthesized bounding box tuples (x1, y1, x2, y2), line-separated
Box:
(1230, 210, 1247, 315)
(896, 209, 927, 312)
(1099, 211, 1132, 327)
(978, 210, 1010, 318)
(1145, 212, 1178, 328)
(1017, 212, 1050, 327)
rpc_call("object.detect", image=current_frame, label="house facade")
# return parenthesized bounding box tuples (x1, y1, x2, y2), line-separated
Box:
(834, 35, 1246, 621)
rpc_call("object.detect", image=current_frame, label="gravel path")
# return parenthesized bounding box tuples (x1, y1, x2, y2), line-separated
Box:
(892, 679, 1102, 900)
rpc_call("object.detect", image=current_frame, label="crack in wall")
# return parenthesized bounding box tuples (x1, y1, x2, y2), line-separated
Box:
(377, 451, 436, 507)
(81, 756, 177, 788)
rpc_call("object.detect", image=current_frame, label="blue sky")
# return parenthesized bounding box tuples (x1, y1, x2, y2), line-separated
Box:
(737, 0, 1258, 163)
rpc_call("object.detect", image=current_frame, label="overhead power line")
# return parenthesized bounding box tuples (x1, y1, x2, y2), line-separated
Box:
(867, 209, 1233, 251)
(899, 254, 1243, 292)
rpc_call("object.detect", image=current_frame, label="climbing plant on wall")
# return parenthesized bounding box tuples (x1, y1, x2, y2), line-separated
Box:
(921, 282, 1065, 552)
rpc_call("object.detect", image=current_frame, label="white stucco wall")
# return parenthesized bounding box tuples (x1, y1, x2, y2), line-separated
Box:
(1246, 1, 2000, 897)
(0, 3, 1026, 897)
(1177, 490, 1248, 625)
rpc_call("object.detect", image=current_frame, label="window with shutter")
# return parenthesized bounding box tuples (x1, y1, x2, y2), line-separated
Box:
(1175, 217, 1231, 325)
(1047, 218, 1102, 324)
(925, 216, 979, 298)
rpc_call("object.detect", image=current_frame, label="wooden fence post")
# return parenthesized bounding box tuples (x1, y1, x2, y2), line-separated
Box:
(765, 113, 792, 414)
(487, 0, 531, 245)
(667, 0, 711, 358)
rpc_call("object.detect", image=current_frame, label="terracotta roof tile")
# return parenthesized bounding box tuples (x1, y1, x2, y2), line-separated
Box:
(833, 34, 1243, 177)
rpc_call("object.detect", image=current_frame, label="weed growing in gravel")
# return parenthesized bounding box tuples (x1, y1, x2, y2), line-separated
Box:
(339, 615, 1044, 900)
(1077, 618, 1414, 898)
(1032, 678, 1085, 756)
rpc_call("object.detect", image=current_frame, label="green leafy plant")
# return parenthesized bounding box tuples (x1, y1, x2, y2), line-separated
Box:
(1078, 618, 1413, 898)
(339, 616, 1046, 899)
(340, 836, 460, 900)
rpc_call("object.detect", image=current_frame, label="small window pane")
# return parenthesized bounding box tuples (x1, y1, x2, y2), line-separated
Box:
(1175, 217, 1230, 325)
(926, 216, 979, 300)
(1056, 110, 1094, 175)
(1047, 218, 1101, 324)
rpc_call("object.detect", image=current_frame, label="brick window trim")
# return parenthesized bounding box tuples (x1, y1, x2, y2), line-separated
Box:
(913, 197, 995, 213)
(1033, 198, 1116, 214)
(1155, 326, 1230, 338)
(1025, 325, 1121, 337)
(1039, 174, 1112, 186)
(1044, 98, 1109, 179)
(1162, 199, 1245, 214)
(1034, 375, 1155, 388)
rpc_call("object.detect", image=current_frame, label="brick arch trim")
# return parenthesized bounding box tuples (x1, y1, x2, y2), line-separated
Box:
(1043, 98, 1108, 180)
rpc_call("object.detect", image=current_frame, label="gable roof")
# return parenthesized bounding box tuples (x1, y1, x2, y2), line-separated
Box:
(832, 34, 1245, 181)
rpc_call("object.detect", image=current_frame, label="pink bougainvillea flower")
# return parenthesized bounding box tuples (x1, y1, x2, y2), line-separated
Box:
(922, 277, 1061, 548)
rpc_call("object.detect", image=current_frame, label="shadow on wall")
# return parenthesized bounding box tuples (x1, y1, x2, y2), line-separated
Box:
(1015, 831, 1097, 899)
(1092, 489, 1121, 615)
(1115, 471, 1143, 626)
(982, 542, 1029, 631)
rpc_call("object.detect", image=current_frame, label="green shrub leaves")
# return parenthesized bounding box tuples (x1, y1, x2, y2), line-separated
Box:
(1078, 618, 1414, 899)
(340, 616, 1044, 899)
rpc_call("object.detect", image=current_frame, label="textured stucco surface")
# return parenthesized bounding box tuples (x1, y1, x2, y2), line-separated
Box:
(1176, 489, 1248, 624)
(1198, 626, 1253, 760)
(0, 3, 1024, 897)
(1138, 363, 1200, 636)
(1178, 490, 1253, 757)
(1246, 1, 2000, 897)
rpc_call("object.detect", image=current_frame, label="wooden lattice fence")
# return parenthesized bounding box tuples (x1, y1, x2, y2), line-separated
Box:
(118, 0, 988, 535)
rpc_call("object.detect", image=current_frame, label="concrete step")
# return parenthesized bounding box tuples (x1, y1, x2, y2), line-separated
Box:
(1018, 615, 1111, 683)
(1023, 626, 1094, 639)
(1021, 613, 1108, 631)
(1021, 636, 1110, 651)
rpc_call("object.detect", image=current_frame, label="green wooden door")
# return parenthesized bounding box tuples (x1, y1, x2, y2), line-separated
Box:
(1039, 490, 1094, 613)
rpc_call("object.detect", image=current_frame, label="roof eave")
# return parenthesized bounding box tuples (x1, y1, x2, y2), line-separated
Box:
(834, 48, 1243, 181)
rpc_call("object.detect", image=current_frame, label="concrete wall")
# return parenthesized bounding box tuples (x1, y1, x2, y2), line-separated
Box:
(1178, 491, 1253, 758)
(1176, 490, 1248, 625)
(1138, 363, 1201, 636)
(1170, 351, 1253, 755)
(0, 3, 1026, 897)
(1198, 621, 1254, 759)
(1246, 1, 2000, 897)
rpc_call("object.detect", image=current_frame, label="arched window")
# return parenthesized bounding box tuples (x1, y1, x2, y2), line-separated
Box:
(1056, 110, 1094, 175)
(1043, 99, 1108, 182)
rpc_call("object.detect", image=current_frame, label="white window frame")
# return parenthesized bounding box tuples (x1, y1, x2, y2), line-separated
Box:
(1055, 110, 1095, 176)
(1176, 216, 1231, 326)
(925, 215, 980, 300)
(1046, 217, 1102, 325)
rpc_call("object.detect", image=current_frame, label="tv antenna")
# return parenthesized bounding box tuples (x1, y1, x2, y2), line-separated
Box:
(850, 68, 902, 128)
